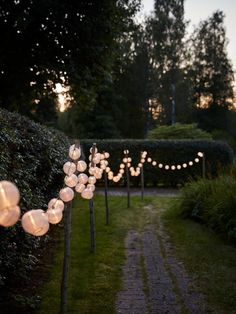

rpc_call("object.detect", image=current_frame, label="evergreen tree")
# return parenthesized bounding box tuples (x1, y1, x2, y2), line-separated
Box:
(193, 10, 234, 111)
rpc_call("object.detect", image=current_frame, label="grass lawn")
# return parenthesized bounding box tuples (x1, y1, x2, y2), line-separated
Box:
(37, 194, 155, 314)
(37, 195, 236, 314)
(162, 198, 236, 314)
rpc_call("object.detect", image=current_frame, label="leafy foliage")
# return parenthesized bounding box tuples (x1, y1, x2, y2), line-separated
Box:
(148, 123, 212, 140)
(81, 139, 233, 186)
(178, 174, 236, 240)
(0, 108, 69, 311)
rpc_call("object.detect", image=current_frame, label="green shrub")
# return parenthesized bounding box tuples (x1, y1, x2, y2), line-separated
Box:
(0, 108, 69, 309)
(81, 139, 233, 186)
(178, 175, 236, 239)
(148, 123, 212, 140)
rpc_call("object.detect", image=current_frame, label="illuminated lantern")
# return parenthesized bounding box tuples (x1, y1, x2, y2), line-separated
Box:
(78, 173, 88, 184)
(89, 167, 96, 175)
(113, 176, 119, 182)
(88, 176, 96, 184)
(87, 184, 95, 192)
(0, 206, 20, 227)
(165, 165, 170, 170)
(104, 152, 110, 159)
(189, 161, 193, 166)
(198, 152, 204, 157)
(100, 164, 106, 170)
(46, 208, 63, 224)
(59, 187, 74, 202)
(75, 183, 85, 193)
(158, 163, 163, 168)
(127, 163, 131, 168)
(90, 147, 98, 154)
(138, 163, 142, 168)
(105, 167, 110, 173)
(141, 158, 145, 163)
(108, 171, 113, 177)
(171, 165, 176, 170)
(152, 161, 157, 166)
(69, 145, 81, 160)
(81, 188, 93, 199)
(22, 209, 49, 236)
(77, 160, 87, 172)
(94, 172, 102, 180)
(120, 164, 125, 169)
(48, 198, 64, 211)
(100, 154, 105, 160)
(64, 174, 78, 187)
(119, 169, 124, 174)
(177, 165, 181, 170)
(123, 158, 128, 163)
(147, 158, 152, 163)
(195, 158, 200, 163)
(0, 181, 20, 211)
(183, 163, 187, 168)
(63, 161, 76, 175)
(127, 157, 132, 163)
(124, 149, 129, 154)
(93, 153, 101, 164)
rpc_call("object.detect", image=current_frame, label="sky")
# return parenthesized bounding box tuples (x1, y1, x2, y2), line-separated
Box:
(141, 0, 236, 71)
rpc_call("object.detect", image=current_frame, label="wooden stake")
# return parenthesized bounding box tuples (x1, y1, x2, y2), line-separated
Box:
(60, 201, 72, 314)
(104, 171, 109, 225)
(126, 163, 130, 208)
(89, 143, 97, 253)
(141, 165, 144, 201)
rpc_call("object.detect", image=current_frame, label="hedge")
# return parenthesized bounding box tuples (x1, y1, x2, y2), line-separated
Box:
(0, 108, 69, 311)
(81, 139, 234, 186)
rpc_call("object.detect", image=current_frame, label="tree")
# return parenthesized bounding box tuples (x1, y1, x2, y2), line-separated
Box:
(146, 0, 188, 125)
(192, 11, 235, 133)
(193, 11, 234, 111)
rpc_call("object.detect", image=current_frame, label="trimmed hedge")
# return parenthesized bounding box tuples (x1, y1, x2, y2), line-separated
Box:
(0, 108, 69, 310)
(81, 139, 234, 186)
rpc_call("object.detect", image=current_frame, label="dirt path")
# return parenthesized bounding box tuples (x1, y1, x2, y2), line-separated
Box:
(116, 205, 209, 314)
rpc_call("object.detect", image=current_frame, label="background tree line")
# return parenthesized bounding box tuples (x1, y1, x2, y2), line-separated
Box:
(0, 0, 235, 145)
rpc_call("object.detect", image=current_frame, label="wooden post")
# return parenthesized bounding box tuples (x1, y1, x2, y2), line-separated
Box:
(89, 198, 96, 253)
(60, 201, 72, 314)
(89, 143, 96, 253)
(141, 165, 144, 201)
(126, 163, 130, 208)
(202, 152, 206, 179)
(104, 171, 109, 225)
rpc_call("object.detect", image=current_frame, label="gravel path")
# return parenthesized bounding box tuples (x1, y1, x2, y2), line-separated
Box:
(116, 205, 209, 314)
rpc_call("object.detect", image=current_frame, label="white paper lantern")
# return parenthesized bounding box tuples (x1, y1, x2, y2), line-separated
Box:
(147, 158, 152, 163)
(198, 152, 204, 157)
(113, 176, 119, 182)
(189, 161, 193, 166)
(123, 149, 129, 154)
(171, 165, 176, 170)
(78, 173, 88, 184)
(22, 209, 49, 236)
(69, 145, 81, 160)
(127, 157, 132, 162)
(141, 158, 145, 163)
(90, 146, 98, 154)
(127, 163, 131, 168)
(63, 161, 76, 175)
(77, 160, 87, 172)
(104, 152, 110, 159)
(59, 187, 74, 202)
(93, 153, 101, 164)
(88, 176, 96, 184)
(158, 163, 163, 168)
(105, 167, 111, 173)
(46, 208, 63, 224)
(183, 163, 187, 168)
(138, 163, 142, 168)
(100, 154, 105, 160)
(0, 181, 20, 211)
(75, 183, 85, 193)
(100, 164, 106, 170)
(120, 164, 125, 169)
(87, 184, 95, 192)
(94, 172, 102, 180)
(108, 171, 113, 176)
(64, 174, 78, 187)
(0, 206, 20, 227)
(48, 198, 65, 211)
(165, 165, 170, 170)
(81, 188, 93, 199)
(119, 169, 124, 174)
(195, 158, 200, 163)
(123, 157, 128, 163)
(177, 165, 181, 170)
(152, 161, 157, 166)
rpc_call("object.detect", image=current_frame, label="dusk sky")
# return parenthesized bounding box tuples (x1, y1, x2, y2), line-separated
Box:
(141, 0, 236, 71)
